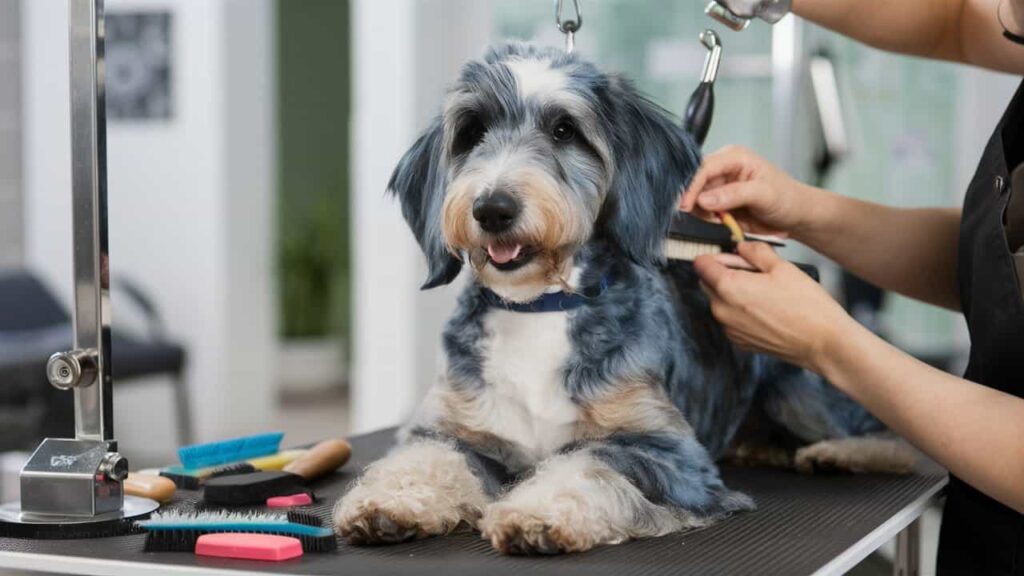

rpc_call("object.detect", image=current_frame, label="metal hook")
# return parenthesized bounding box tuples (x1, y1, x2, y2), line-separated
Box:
(555, 0, 582, 53)
(699, 29, 722, 84)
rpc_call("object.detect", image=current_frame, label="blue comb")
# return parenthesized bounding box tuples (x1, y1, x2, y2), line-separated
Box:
(177, 432, 284, 469)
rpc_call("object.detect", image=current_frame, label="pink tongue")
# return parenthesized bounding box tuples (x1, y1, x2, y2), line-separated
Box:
(487, 243, 522, 265)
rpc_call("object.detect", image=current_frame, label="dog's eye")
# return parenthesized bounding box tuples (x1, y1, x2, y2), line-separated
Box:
(551, 121, 576, 143)
(454, 117, 487, 155)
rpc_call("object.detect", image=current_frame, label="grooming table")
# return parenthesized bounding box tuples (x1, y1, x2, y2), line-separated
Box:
(0, 428, 946, 576)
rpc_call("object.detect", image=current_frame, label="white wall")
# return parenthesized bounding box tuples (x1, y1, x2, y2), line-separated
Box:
(350, 0, 493, 433)
(22, 0, 276, 458)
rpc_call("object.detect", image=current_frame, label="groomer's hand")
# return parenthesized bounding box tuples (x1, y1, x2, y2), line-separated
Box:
(680, 146, 820, 238)
(694, 242, 855, 371)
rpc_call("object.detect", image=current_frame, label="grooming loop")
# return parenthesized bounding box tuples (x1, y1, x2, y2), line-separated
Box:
(555, 0, 582, 53)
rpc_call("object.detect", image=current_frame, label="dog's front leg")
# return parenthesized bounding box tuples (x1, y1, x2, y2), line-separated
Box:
(480, 433, 754, 555)
(333, 438, 491, 545)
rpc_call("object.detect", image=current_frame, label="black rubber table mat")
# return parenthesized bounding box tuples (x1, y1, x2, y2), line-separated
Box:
(0, 428, 947, 575)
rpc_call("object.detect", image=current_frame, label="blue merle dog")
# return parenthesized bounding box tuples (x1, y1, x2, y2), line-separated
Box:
(333, 42, 913, 555)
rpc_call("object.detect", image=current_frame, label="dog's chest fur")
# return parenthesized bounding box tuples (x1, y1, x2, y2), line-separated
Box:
(478, 308, 579, 463)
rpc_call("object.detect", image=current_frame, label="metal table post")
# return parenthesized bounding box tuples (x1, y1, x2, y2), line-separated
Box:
(894, 518, 921, 576)
(0, 0, 157, 532)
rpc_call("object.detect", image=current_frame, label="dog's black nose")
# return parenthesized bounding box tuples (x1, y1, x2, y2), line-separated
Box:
(473, 191, 520, 233)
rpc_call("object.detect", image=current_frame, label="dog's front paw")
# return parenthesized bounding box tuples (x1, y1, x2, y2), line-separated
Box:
(795, 437, 916, 475)
(480, 501, 605, 555)
(333, 488, 448, 545)
(332, 440, 488, 545)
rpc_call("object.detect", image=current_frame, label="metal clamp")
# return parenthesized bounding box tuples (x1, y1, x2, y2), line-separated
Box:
(700, 29, 722, 84)
(555, 0, 582, 53)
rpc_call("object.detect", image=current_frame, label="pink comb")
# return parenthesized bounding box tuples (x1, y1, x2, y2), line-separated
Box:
(195, 533, 303, 561)
(267, 493, 314, 508)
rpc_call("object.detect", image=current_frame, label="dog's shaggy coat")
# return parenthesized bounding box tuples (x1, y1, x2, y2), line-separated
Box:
(334, 43, 913, 555)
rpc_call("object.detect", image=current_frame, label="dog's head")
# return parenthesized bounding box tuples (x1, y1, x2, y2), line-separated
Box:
(389, 42, 700, 295)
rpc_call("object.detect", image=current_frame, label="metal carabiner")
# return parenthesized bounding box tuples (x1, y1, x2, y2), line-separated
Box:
(555, 0, 582, 53)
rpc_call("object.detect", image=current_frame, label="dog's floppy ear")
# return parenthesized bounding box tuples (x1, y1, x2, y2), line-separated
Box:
(388, 117, 462, 289)
(601, 77, 701, 265)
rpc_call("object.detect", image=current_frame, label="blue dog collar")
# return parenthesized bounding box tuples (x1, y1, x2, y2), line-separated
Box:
(479, 274, 611, 313)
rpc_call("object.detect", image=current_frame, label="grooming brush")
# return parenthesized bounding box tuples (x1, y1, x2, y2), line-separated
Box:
(158, 449, 308, 490)
(138, 509, 337, 553)
(204, 439, 352, 506)
(664, 212, 785, 262)
(177, 432, 285, 470)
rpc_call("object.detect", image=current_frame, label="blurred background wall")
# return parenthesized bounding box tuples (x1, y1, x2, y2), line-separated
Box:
(0, 0, 20, 268)
(0, 0, 1018, 462)
(20, 0, 277, 457)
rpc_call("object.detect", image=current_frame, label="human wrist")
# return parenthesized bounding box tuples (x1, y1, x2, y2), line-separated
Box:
(789, 183, 836, 242)
(807, 312, 866, 385)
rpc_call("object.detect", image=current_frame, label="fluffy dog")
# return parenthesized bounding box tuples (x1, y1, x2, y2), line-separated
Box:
(333, 42, 913, 555)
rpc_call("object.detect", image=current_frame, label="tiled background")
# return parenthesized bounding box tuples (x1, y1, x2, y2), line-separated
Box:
(0, 0, 21, 268)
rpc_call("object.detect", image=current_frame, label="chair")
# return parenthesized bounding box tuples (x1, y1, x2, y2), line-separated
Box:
(0, 270, 193, 447)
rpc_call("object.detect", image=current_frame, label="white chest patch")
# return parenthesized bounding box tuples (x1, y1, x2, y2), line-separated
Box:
(478, 309, 579, 463)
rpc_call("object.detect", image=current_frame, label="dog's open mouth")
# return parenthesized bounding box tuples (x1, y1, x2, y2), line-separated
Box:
(486, 243, 536, 271)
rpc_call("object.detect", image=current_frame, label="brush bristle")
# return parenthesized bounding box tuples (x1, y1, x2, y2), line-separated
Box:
(663, 238, 725, 262)
(286, 510, 323, 527)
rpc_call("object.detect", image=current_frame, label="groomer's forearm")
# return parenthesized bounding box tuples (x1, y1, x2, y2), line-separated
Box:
(792, 0, 963, 58)
(817, 320, 1024, 514)
(795, 186, 962, 311)
(793, 0, 1024, 74)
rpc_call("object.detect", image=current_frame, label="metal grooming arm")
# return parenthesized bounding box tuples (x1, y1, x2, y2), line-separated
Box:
(0, 0, 157, 528)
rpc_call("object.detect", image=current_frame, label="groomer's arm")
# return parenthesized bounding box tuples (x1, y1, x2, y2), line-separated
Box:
(799, 188, 963, 311)
(695, 243, 1024, 514)
(793, 0, 1024, 74)
(680, 147, 962, 311)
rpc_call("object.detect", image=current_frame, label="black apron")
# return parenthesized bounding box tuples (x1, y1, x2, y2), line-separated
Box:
(937, 78, 1024, 575)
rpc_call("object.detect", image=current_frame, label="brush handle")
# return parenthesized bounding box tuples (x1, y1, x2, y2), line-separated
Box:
(282, 439, 352, 481)
(125, 473, 177, 503)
